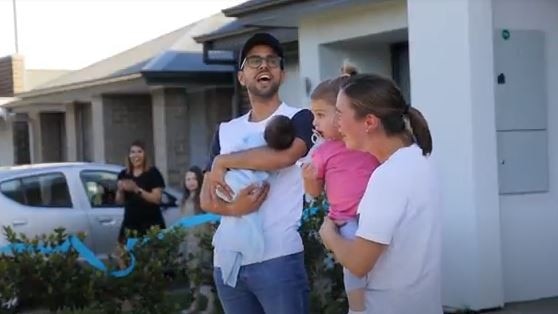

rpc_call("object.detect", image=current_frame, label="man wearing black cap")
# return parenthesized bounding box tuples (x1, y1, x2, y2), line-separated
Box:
(200, 33, 313, 314)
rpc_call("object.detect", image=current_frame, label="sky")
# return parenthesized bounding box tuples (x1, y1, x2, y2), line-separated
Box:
(0, 0, 245, 70)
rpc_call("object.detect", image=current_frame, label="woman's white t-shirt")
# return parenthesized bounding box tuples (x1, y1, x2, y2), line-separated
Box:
(356, 144, 443, 314)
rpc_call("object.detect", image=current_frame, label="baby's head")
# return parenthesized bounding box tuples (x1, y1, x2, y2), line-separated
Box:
(264, 115, 295, 150)
(310, 62, 358, 140)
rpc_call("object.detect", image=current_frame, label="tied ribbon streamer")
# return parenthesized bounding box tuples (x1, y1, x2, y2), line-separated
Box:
(0, 206, 324, 278)
(0, 213, 221, 278)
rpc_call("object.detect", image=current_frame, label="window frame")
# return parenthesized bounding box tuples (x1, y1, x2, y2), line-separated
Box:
(79, 170, 122, 209)
(0, 171, 73, 209)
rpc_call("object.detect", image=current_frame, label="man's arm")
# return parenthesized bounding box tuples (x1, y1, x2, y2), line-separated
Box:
(201, 127, 270, 216)
(215, 109, 314, 172)
(200, 173, 269, 216)
(215, 138, 307, 171)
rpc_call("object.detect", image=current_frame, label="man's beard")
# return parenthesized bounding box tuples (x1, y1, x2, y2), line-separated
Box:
(246, 80, 280, 99)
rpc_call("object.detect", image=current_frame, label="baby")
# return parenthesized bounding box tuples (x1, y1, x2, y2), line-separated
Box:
(215, 114, 295, 202)
(212, 114, 296, 288)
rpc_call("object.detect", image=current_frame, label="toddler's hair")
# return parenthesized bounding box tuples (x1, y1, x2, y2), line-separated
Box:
(310, 62, 359, 105)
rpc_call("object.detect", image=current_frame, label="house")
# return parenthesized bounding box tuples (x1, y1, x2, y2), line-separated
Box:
(2, 14, 237, 187)
(196, 0, 558, 311)
(0, 55, 69, 166)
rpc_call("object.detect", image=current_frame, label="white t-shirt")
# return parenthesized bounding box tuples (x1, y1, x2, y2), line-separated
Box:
(212, 103, 314, 265)
(356, 144, 443, 314)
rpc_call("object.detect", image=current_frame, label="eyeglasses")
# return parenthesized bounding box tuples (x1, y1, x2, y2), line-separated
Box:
(241, 55, 283, 69)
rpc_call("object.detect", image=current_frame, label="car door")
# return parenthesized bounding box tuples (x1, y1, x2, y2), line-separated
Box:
(160, 187, 181, 227)
(0, 171, 92, 249)
(78, 169, 183, 258)
(78, 170, 123, 258)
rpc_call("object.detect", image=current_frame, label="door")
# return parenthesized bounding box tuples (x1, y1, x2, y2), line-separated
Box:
(78, 170, 182, 257)
(79, 170, 123, 258)
(0, 172, 91, 248)
(12, 120, 31, 165)
(39, 112, 66, 162)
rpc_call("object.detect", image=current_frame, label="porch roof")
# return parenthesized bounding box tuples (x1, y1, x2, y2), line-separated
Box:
(193, 19, 260, 43)
(222, 0, 305, 18)
(195, 0, 378, 48)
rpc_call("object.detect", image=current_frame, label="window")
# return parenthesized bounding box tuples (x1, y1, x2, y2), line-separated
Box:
(80, 171, 119, 208)
(391, 42, 411, 105)
(0, 173, 73, 208)
(0, 179, 25, 204)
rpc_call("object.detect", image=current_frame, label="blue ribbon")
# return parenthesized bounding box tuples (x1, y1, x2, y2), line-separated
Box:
(0, 213, 222, 278)
(0, 239, 71, 255)
(0, 208, 322, 278)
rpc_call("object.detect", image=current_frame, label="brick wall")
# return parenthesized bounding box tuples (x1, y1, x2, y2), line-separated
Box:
(239, 87, 250, 115)
(0, 55, 24, 97)
(205, 86, 234, 141)
(102, 95, 154, 165)
(162, 88, 189, 187)
(203, 87, 234, 159)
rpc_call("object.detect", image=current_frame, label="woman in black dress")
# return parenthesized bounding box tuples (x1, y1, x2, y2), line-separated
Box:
(116, 140, 166, 242)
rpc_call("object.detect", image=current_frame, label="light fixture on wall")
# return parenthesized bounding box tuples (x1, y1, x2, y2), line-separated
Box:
(0, 107, 16, 123)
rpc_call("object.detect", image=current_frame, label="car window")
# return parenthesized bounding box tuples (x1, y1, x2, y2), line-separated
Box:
(0, 173, 73, 208)
(80, 170, 119, 208)
(0, 179, 25, 204)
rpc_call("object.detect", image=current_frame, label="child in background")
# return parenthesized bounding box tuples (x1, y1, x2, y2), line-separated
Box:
(302, 66, 380, 314)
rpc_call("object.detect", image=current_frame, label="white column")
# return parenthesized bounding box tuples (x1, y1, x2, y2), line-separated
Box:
(91, 96, 105, 162)
(151, 87, 168, 183)
(0, 119, 14, 166)
(64, 102, 77, 161)
(408, 0, 504, 310)
(27, 110, 42, 163)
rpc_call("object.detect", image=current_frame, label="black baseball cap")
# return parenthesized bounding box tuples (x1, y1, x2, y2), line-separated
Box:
(239, 32, 284, 69)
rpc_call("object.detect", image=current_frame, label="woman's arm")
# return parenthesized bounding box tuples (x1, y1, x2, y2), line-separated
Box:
(302, 163, 323, 197)
(135, 187, 162, 205)
(115, 179, 127, 204)
(115, 189, 125, 204)
(320, 217, 386, 277)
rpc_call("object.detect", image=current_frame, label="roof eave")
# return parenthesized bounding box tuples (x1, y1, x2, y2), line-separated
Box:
(193, 26, 260, 43)
(222, 0, 300, 17)
(15, 73, 142, 99)
(142, 70, 234, 85)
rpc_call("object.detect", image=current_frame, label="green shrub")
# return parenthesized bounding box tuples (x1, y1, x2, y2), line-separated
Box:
(0, 197, 345, 314)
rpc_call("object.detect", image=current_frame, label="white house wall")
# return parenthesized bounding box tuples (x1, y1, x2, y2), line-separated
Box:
(299, 0, 407, 95)
(318, 44, 392, 80)
(493, 0, 558, 303)
(407, 0, 503, 310)
(279, 59, 304, 107)
(0, 124, 13, 166)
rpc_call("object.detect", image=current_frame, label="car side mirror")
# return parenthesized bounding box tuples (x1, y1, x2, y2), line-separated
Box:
(161, 193, 177, 209)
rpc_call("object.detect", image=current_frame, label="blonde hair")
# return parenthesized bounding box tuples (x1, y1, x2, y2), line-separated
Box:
(310, 62, 359, 105)
(340, 59, 358, 77)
